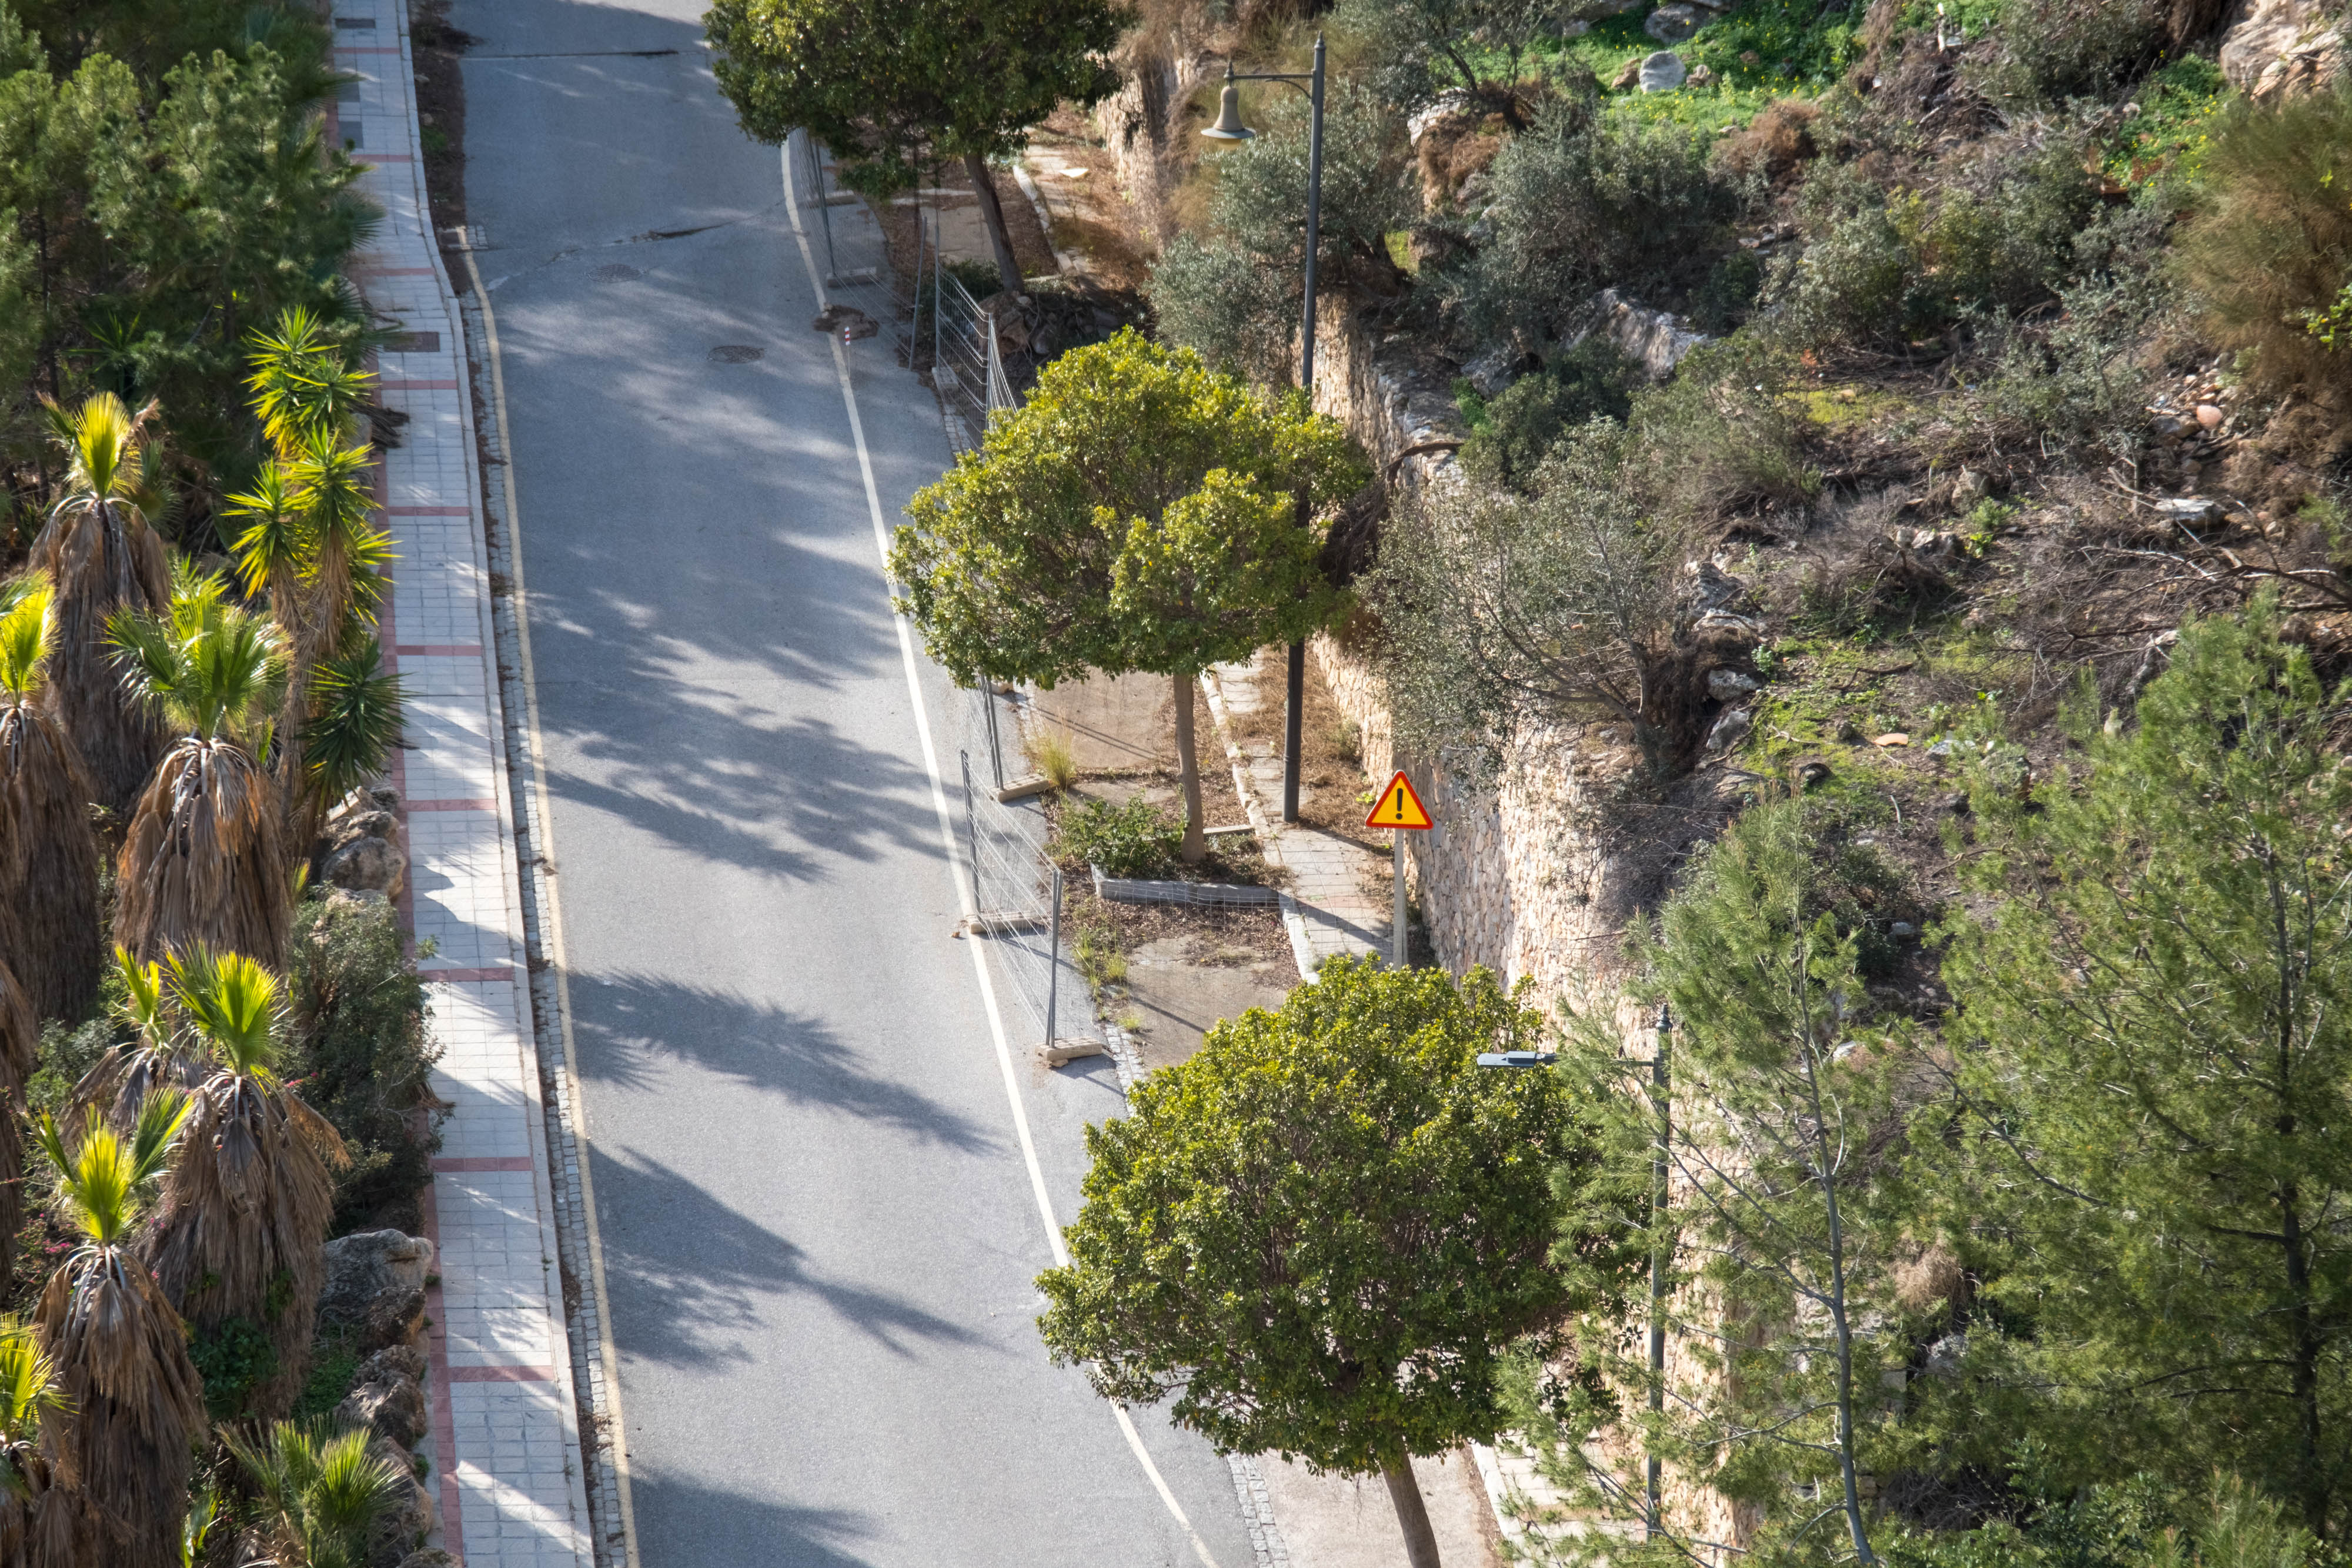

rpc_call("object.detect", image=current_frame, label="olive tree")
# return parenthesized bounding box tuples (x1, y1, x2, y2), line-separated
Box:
(890, 331, 1361, 861)
(1038, 957, 1625, 1568)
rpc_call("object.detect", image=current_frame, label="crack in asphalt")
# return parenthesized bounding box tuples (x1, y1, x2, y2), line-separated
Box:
(475, 202, 785, 292)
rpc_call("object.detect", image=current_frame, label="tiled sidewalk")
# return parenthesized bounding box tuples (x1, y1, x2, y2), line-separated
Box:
(335, 4, 599, 1564)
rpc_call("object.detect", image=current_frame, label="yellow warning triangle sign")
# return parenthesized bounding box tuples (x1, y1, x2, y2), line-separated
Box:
(1366, 770, 1434, 830)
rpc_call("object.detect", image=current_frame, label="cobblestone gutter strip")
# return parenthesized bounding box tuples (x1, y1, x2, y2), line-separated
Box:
(457, 270, 635, 1568)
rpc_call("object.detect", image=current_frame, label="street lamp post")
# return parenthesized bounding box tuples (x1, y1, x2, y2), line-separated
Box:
(1203, 37, 1324, 825)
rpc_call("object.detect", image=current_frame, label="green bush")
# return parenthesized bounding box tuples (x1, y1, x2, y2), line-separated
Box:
(190, 1313, 278, 1421)
(1969, 0, 2164, 105)
(1442, 95, 1739, 343)
(1458, 336, 1641, 493)
(1771, 139, 2102, 353)
(2177, 88, 2352, 400)
(1631, 336, 1819, 523)
(1057, 795, 1185, 879)
(286, 895, 441, 1235)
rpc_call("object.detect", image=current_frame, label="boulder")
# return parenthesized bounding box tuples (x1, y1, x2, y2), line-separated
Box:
(357, 1345, 427, 1385)
(1639, 48, 1690, 89)
(1645, 6, 1702, 43)
(323, 833, 405, 900)
(1565, 287, 1707, 378)
(1706, 667, 1760, 702)
(2219, 0, 2347, 98)
(368, 1435, 436, 1568)
(1703, 706, 1752, 755)
(319, 1231, 434, 1354)
(335, 1368, 427, 1450)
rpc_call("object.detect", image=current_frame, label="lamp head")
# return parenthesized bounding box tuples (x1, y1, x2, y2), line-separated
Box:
(1202, 65, 1254, 141)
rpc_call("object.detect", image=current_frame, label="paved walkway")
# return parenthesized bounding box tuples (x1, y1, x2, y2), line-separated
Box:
(336, 4, 599, 1563)
(1199, 660, 1571, 1556)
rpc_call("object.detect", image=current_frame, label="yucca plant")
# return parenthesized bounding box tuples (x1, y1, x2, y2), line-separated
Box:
(31, 392, 173, 817)
(283, 437, 393, 664)
(109, 570, 293, 968)
(224, 1419, 403, 1568)
(0, 1311, 71, 1568)
(301, 636, 403, 819)
(32, 1091, 202, 1568)
(0, 577, 103, 1022)
(245, 307, 376, 461)
(144, 945, 343, 1418)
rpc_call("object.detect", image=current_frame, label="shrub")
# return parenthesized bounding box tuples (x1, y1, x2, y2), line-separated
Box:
(1458, 336, 1642, 492)
(1444, 96, 1739, 343)
(1770, 137, 2102, 352)
(1027, 725, 1078, 791)
(1375, 419, 1695, 774)
(1969, 0, 2164, 105)
(1056, 795, 1185, 879)
(1632, 336, 1820, 524)
(2176, 89, 2352, 402)
(286, 895, 440, 1235)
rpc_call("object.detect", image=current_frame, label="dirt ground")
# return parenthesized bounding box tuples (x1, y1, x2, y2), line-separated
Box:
(407, 0, 470, 262)
(1222, 643, 1389, 854)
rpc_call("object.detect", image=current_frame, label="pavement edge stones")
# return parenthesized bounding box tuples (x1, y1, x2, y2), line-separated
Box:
(338, 1, 600, 1562)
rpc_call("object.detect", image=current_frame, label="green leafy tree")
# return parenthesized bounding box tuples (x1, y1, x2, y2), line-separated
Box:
(1039, 957, 1622, 1568)
(1929, 604, 2352, 1540)
(1331, 0, 1590, 125)
(891, 332, 1361, 860)
(1525, 801, 1908, 1566)
(703, 0, 1127, 296)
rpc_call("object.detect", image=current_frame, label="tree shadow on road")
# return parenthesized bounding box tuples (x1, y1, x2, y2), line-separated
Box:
(596, 1148, 993, 1370)
(570, 969, 994, 1152)
(620, 1471, 880, 1568)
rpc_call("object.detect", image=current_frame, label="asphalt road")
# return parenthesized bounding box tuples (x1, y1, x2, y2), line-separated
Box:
(450, 5, 1258, 1563)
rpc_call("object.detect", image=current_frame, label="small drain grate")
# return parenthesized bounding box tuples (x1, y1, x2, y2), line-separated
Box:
(594, 263, 641, 282)
(707, 344, 762, 363)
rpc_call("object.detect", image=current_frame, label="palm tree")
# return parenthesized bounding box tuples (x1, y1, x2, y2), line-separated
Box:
(108, 569, 293, 967)
(0, 577, 103, 1022)
(0, 1312, 71, 1568)
(144, 945, 343, 1417)
(0, 962, 34, 1296)
(223, 1420, 402, 1568)
(32, 1091, 202, 1568)
(284, 436, 393, 667)
(71, 948, 203, 1131)
(245, 306, 375, 462)
(30, 393, 172, 818)
(300, 634, 404, 824)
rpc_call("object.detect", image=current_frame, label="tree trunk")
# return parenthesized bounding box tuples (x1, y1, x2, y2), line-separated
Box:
(1382, 1451, 1444, 1568)
(961, 151, 1026, 298)
(1172, 670, 1206, 864)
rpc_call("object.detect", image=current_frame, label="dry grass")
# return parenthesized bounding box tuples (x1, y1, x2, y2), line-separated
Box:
(1028, 726, 1079, 791)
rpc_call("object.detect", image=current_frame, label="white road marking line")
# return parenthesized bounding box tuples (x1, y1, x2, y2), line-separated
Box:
(781, 135, 1224, 1568)
(459, 240, 643, 1568)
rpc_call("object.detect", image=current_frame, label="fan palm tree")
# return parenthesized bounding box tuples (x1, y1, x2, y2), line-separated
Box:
(0, 961, 35, 1286)
(32, 1091, 202, 1568)
(30, 393, 173, 818)
(145, 945, 343, 1418)
(71, 948, 203, 1132)
(0, 578, 103, 1022)
(0, 1312, 71, 1568)
(223, 1420, 402, 1568)
(108, 571, 293, 968)
(284, 437, 393, 666)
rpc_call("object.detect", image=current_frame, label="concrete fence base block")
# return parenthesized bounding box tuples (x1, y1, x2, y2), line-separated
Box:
(1040, 1038, 1110, 1067)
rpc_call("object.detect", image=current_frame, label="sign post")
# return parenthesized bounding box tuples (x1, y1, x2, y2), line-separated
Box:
(1365, 770, 1434, 968)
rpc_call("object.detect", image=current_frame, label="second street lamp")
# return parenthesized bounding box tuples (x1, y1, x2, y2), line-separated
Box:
(1202, 36, 1324, 825)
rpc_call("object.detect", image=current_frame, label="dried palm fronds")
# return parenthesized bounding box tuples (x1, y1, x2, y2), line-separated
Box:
(108, 575, 292, 969)
(0, 578, 103, 1022)
(32, 1092, 202, 1568)
(143, 948, 343, 1417)
(31, 393, 172, 819)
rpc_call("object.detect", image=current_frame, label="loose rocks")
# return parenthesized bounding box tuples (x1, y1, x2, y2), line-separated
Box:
(1639, 48, 1690, 88)
(318, 1230, 435, 1354)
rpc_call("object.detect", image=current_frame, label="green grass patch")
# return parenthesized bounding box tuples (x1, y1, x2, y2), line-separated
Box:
(1520, 0, 1853, 130)
(1798, 384, 1913, 429)
(2103, 54, 2230, 185)
(295, 1328, 363, 1422)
